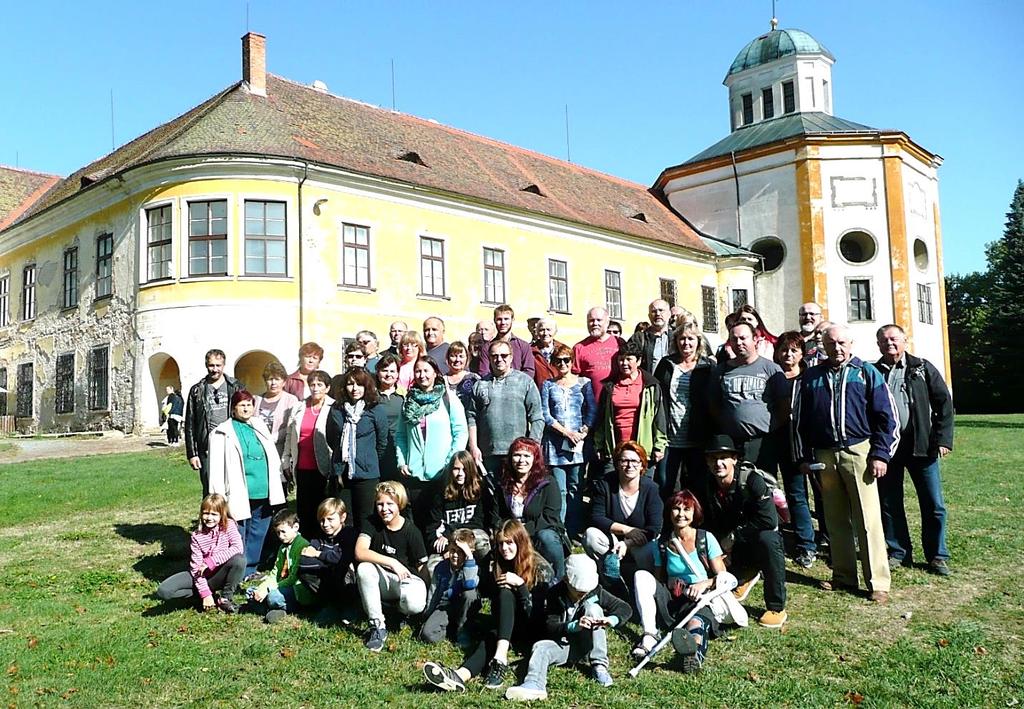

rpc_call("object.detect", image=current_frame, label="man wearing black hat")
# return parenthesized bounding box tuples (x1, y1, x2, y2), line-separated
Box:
(702, 434, 788, 628)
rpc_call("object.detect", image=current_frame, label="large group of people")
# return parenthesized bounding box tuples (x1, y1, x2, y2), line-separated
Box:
(158, 298, 954, 699)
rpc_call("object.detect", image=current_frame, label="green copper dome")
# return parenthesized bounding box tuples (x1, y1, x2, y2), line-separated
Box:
(728, 28, 834, 76)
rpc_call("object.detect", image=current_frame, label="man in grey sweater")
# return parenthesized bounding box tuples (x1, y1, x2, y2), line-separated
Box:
(467, 339, 544, 475)
(708, 322, 785, 469)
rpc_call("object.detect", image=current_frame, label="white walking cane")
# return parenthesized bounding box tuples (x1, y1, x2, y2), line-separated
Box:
(628, 573, 738, 678)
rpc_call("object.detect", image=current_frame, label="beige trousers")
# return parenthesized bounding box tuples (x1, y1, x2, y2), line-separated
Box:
(817, 440, 891, 593)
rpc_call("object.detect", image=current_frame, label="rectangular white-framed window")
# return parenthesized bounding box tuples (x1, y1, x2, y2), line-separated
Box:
(731, 287, 748, 313)
(55, 352, 75, 415)
(783, 80, 796, 113)
(63, 247, 79, 308)
(482, 247, 505, 305)
(0, 275, 8, 327)
(187, 199, 228, 276)
(741, 93, 754, 125)
(847, 278, 874, 322)
(604, 270, 623, 320)
(917, 283, 934, 324)
(419, 236, 446, 297)
(341, 222, 371, 288)
(89, 345, 110, 411)
(21, 265, 36, 321)
(16, 362, 33, 418)
(548, 259, 569, 313)
(701, 285, 718, 333)
(146, 204, 174, 281)
(95, 233, 113, 299)
(660, 278, 678, 307)
(762, 87, 774, 119)
(244, 200, 287, 276)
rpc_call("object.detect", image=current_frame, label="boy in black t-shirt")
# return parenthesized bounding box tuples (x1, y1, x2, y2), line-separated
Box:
(355, 481, 429, 651)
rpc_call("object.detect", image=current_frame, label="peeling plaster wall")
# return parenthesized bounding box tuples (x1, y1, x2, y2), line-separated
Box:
(0, 199, 139, 434)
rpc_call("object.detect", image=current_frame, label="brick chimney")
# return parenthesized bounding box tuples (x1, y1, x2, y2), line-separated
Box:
(241, 32, 266, 96)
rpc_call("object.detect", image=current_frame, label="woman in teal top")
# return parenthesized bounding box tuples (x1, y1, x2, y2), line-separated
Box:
(629, 489, 746, 673)
(208, 390, 286, 576)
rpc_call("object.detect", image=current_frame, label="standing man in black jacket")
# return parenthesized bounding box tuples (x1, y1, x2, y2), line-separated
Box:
(875, 325, 954, 575)
(184, 348, 245, 495)
(703, 434, 787, 628)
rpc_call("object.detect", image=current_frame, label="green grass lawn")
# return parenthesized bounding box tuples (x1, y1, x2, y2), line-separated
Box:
(2, 415, 1023, 707)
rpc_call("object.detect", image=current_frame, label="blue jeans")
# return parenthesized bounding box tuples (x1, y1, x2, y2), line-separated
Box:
(879, 451, 949, 563)
(781, 461, 816, 556)
(266, 585, 299, 612)
(534, 527, 566, 582)
(522, 605, 608, 690)
(237, 498, 274, 576)
(550, 464, 585, 538)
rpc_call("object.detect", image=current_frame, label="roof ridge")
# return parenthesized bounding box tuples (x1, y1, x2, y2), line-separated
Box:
(267, 74, 656, 195)
(87, 83, 244, 176)
(0, 164, 61, 179)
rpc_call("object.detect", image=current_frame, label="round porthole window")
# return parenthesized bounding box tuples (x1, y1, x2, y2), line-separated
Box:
(913, 238, 929, 271)
(838, 230, 877, 264)
(750, 237, 785, 273)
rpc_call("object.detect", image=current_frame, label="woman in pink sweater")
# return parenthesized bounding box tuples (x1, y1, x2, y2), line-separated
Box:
(156, 494, 245, 613)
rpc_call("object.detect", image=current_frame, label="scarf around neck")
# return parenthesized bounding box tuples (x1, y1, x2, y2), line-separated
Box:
(340, 400, 366, 466)
(402, 384, 446, 425)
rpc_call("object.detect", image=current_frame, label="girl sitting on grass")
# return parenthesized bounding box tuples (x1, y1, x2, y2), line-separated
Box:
(156, 493, 245, 613)
(423, 519, 553, 693)
(425, 451, 498, 562)
(355, 481, 429, 652)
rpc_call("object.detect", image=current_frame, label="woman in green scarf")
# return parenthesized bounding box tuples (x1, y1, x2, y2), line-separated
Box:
(395, 357, 469, 530)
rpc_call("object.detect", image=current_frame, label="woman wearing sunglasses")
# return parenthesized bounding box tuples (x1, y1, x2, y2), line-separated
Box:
(539, 344, 596, 541)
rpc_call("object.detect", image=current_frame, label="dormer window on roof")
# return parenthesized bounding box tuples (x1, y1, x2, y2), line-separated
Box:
(629, 212, 648, 223)
(520, 184, 544, 196)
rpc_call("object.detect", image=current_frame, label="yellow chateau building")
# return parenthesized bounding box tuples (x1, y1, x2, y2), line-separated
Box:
(0, 26, 947, 434)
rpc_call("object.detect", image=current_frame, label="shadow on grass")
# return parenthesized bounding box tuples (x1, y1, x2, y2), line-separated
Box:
(784, 569, 824, 589)
(115, 522, 190, 582)
(957, 419, 1024, 429)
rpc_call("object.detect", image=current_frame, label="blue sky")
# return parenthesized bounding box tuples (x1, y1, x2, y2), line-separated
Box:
(2, 1, 1020, 275)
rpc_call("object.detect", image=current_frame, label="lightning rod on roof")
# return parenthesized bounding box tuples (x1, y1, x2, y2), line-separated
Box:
(564, 104, 571, 164)
(771, 0, 779, 29)
(110, 89, 116, 151)
(391, 59, 397, 110)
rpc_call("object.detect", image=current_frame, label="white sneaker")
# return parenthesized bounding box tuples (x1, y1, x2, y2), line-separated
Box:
(505, 684, 548, 701)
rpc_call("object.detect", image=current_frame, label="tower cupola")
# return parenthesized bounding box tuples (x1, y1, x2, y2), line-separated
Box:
(724, 25, 835, 131)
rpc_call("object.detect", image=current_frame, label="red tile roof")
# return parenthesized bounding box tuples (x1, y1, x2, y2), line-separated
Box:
(9, 76, 710, 254)
(0, 165, 61, 231)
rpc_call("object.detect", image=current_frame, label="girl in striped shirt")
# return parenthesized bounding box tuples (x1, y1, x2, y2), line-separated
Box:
(156, 494, 245, 613)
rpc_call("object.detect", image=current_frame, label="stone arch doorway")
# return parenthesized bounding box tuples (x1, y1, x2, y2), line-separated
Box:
(147, 353, 182, 430)
(233, 350, 279, 395)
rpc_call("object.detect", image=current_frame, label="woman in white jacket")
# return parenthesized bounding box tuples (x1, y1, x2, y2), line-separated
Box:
(282, 369, 336, 536)
(208, 390, 286, 577)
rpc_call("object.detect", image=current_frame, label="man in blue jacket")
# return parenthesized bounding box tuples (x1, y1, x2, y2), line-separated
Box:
(875, 324, 954, 576)
(795, 325, 899, 603)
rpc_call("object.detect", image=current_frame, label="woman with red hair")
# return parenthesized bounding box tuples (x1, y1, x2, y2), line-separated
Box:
(631, 488, 745, 672)
(496, 437, 565, 581)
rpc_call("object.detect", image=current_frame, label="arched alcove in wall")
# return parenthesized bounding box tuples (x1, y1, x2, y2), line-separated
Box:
(148, 353, 181, 405)
(234, 350, 279, 394)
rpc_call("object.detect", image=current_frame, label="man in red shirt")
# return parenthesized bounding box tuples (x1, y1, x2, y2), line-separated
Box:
(571, 307, 624, 402)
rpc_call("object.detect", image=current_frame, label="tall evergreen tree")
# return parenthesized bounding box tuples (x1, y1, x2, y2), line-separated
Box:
(945, 271, 993, 412)
(985, 180, 1024, 412)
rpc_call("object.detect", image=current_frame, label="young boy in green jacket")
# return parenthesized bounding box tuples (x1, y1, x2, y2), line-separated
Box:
(250, 510, 313, 623)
